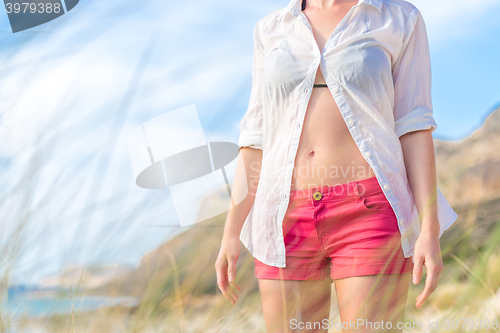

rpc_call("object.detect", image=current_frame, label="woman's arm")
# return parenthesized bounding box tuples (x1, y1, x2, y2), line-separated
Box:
(223, 147, 263, 238)
(215, 18, 266, 305)
(400, 129, 439, 233)
(400, 128, 443, 308)
(215, 146, 263, 305)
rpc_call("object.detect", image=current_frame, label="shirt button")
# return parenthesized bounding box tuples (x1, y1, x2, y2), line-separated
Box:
(283, 193, 287, 199)
(305, 89, 309, 93)
(297, 123, 301, 128)
(383, 184, 390, 191)
(399, 223, 406, 232)
(289, 159, 293, 164)
(332, 87, 338, 93)
(364, 152, 371, 159)
(347, 119, 354, 126)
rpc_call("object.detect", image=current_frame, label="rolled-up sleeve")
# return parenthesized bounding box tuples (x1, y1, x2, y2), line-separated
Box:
(392, 10, 437, 138)
(238, 20, 265, 150)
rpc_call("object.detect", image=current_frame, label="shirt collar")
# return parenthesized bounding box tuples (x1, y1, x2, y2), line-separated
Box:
(284, 0, 383, 18)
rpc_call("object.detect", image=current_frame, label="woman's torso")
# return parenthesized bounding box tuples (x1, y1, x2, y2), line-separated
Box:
(291, 1, 375, 192)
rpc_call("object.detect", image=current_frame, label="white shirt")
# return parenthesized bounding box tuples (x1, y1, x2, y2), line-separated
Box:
(237, 0, 458, 268)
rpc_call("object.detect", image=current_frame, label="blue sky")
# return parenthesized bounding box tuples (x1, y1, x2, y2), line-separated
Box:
(0, 0, 498, 285)
(423, 0, 500, 141)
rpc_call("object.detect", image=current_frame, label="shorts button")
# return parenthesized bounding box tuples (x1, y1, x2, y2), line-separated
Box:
(313, 191, 322, 201)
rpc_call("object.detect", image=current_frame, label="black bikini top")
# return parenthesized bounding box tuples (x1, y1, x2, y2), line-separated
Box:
(302, 0, 306, 11)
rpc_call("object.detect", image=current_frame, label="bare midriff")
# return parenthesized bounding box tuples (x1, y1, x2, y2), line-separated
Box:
(290, 66, 376, 193)
(290, 1, 376, 192)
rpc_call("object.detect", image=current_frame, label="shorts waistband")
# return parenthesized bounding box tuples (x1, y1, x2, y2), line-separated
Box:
(289, 176, 382, 201)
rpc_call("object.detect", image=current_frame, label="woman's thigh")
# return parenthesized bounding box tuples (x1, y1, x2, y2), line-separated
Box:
(333, 272, 412, 333)
(258, 278, 332, 333)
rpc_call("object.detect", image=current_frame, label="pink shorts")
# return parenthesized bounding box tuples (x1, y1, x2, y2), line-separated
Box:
(254, 176, 414, 281)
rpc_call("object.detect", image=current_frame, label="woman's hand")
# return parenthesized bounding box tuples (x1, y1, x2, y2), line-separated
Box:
(215, 235, 242, 305)
(412, 228, 443, 308)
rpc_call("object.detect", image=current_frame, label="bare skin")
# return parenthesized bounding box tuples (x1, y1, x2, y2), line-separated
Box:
(215, 0, 443, 331)
(290, 2, 375, 193)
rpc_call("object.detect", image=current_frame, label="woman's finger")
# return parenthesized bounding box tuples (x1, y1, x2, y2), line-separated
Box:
(215, 261, 236, 305)
(416, 263, 440, 308)
(230, 280, 241, 292)
(227, 257, 242, 293)
(412, 254, 424, 285)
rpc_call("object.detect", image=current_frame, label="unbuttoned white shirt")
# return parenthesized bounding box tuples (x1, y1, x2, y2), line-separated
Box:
(237, 0, 457, 267)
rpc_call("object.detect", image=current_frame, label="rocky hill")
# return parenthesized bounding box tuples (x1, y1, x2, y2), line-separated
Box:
(435, 107, 500, 207)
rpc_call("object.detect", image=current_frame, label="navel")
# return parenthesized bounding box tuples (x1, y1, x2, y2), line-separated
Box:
(309, 149, 314, 156)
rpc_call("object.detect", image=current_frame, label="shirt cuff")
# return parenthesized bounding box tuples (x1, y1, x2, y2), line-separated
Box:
(238, 130, 263, 150)
(394, 106, 438, 138)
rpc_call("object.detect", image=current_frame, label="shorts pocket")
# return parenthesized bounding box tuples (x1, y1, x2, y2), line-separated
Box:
(360, 193, 393, 212)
